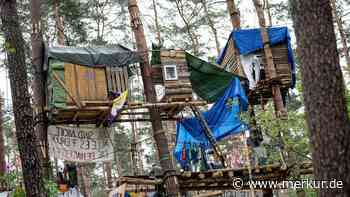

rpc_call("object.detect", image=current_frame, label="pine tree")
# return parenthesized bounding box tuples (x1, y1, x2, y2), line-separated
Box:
(290, 0, 350, 196)
(0, 0, 46, 196)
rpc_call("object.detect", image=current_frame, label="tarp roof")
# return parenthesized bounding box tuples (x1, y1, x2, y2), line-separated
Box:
(47, 44, 141, 67)
(217, 26, 296, 88)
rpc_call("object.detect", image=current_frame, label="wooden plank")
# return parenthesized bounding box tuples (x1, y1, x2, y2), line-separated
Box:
(123, 66, 129, 92)
(106, 66, 113, 92)
(88, 67, 96, 100)
(52, 71, 82, 108)
(115, 70, 122, 93)
(77, 65, 89, 101)
(95, 67, 108, 100)
(119, 69, 125, 92)
(72, 64, 82, 104)
(110, 67, 117, 92)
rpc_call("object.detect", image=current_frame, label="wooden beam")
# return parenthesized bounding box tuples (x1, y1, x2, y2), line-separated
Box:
(52, 71, 82, 108)
(190, 105, 226, 167)
(193, 192, 223, 197)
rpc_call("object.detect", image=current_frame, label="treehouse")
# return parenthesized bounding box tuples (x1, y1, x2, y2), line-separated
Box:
(217, 27, 295, 105)
(45, 45, 141, 124)
(151, 49, 193, 102)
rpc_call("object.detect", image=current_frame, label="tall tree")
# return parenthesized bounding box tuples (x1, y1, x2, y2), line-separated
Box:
(290, 0, 350, 196)
(152, 0, 162, 46)
(226, 0, 240, 29)
(30, 0, 51, 179)
(128, 0, 180, 196)
(0, 0, 46, 196)
(331, 0, 350, 73)
(172, 0, 201, 55)
(200, 0, 221, 55)
(53, 0, 64, 45)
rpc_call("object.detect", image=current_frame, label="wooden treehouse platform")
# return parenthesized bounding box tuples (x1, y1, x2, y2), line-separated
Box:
(46, 49, 202, 125)
(219, 42, 292, 105)
(116, 162, 313, 192)
(47, 100, 207, 125)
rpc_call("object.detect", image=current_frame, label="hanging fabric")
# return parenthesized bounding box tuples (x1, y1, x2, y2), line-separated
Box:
(240, 54, 262, 89)
(173, 78, 249, 168)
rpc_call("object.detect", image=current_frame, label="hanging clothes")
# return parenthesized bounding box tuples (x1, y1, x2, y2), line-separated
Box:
(217, 27, 296, 88)
(173, 78, 248, 168)
(240, 54, 262, 90)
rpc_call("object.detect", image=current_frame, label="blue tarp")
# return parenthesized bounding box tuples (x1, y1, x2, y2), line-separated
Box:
(173, 78, 248, 167)
(217, 27, 296, 88)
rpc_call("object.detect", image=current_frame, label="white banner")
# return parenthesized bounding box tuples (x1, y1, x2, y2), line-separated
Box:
(48, 126, 114, 163)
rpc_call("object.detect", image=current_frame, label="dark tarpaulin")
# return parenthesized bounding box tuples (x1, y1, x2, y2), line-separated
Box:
(186, 53, 242, 103)
(47, 44, 141, 67)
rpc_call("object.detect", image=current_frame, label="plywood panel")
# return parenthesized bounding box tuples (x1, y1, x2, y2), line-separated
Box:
(95, 68, 108, 100)
(64, 64, 108, 103)
(77, 65, 90, 101)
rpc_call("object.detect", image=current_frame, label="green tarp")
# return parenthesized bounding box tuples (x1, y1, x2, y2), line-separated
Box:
(150, 47, 241, 102)
(47, 60, 66, 108)
(47, 44, 141, 67)
(186, 53, 241, 103)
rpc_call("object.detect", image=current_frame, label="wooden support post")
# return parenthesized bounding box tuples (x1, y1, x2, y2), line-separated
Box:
(252, 0, 287, 118)
(128, 0, 180, 196)
(190, 105, 226, 168)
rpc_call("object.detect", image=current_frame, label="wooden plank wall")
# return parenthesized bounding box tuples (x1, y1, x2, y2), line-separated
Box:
(64, 63, 108, 104)
(254, 43, 292, 88)
(161, 50, 193, 102)
(106, 66, 129, 94)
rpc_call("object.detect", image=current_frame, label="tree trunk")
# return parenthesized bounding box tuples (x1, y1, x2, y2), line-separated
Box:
(53, 0, 64, 45)
(252, 0, 286, 117)
(290, 0, 350, 196)
(330, 0, 350, 73)
(128, 0, 180, 196)
(152, 0, 162, 46)
(0, 97, 6, 175)
(264, 0, 273, 26)
(78, 164, 91, 197)
(30, 0, 51, 179)
(0, 1, 46, 196)
(226, 0, 240, 30)
(200, 0, 221, 55)
(174, 0, 200, 55)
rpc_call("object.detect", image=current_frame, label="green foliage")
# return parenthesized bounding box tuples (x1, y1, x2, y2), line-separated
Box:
(11, 186, 26, 197)
(43, 179, 59, 197)
(242, 101, 310, 165)
(0, 170, 20, 189)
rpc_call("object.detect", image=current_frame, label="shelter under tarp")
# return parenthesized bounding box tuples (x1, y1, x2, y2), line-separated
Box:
(47, 44, 141, 67)
(173, 78, 248, 167)
(186, 53, 241, 103)
(217, 27, 296, 88)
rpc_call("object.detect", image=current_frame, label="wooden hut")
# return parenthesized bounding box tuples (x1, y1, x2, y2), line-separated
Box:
(217, 27, 295, 105)
(151, 49, 193, 103)
(46, 45, 140, 124)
